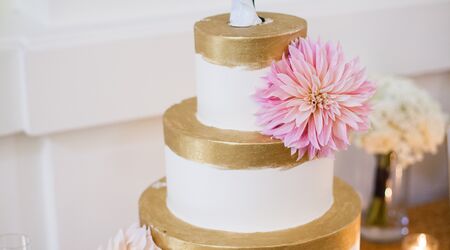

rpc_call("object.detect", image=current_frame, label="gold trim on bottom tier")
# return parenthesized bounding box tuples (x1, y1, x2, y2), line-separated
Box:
(139, 177, 361, 250)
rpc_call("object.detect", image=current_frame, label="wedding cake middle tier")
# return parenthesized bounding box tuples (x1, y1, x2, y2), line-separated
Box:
(164, 98, 334, 233)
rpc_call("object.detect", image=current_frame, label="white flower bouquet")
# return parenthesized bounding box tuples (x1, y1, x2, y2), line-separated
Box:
(354, 75, 447, 168)
(355, 76, 447, 240)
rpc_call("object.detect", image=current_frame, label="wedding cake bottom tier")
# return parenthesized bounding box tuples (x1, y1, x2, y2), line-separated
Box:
(166, 147, 334, 233)
(139, 177, 361, 250)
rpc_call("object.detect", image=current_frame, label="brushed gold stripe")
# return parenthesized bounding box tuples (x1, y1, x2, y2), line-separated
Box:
(139, 177, 361, 250)
(163, 98, 305, 169)
(195, 12, 307, 69)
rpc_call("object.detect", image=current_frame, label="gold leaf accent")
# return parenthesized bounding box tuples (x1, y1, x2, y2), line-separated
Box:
(195, 12, 307, 69)
(163, 98, 306, 169)
(139, 177, 361, 250)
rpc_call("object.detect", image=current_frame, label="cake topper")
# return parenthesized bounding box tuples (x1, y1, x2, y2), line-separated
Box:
(229, 0, 263, 27)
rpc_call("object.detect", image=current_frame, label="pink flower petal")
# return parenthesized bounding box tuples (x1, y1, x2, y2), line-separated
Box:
(254, 37, 376, 160)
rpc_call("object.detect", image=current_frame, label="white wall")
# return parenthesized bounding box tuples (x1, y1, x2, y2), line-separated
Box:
(0, 0, 449, 249)
(0, 119, 165, 249)
(48, 118, 165, 250)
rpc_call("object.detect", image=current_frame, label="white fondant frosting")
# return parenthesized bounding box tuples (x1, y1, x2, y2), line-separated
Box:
(196, 55, 267, 131)
(165, 147, 334, 233)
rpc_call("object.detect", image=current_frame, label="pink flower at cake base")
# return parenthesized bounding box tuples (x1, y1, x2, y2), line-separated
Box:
(98, 223, 161, 250)
(255, 38, 376, 160)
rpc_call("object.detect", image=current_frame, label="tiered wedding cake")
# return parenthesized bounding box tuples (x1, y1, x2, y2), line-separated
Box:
(140, 1, 374, 249)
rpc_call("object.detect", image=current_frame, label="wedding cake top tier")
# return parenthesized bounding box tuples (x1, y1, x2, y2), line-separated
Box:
(195, 12, 307, 131)
(195, 12, 307, 69)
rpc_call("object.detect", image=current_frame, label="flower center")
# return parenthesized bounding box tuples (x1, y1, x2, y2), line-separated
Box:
(306, 91, 329, 111)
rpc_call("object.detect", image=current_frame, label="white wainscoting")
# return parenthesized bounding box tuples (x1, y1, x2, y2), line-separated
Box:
(0, 0, 449, 249)
(0, 118, 165, 250)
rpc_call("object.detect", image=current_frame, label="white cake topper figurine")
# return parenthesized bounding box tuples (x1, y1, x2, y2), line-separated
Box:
(229, 0, 263, 27)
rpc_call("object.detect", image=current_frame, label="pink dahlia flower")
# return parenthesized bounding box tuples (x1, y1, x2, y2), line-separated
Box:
(255, 38, 376, 160)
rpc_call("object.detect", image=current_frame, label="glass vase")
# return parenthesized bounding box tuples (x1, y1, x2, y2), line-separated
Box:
(361, 152, 409, 242)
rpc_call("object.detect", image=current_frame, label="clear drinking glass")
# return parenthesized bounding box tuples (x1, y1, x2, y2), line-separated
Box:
(0, 234, 31, 250)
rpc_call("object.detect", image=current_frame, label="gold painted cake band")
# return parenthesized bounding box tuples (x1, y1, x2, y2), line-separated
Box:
(195, 12, 307, 69)
(139, 177, 361, 250)
(163, 98, 305, 169)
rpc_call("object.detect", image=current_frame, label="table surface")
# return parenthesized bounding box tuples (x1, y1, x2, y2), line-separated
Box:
(361, 199, 450, 250)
